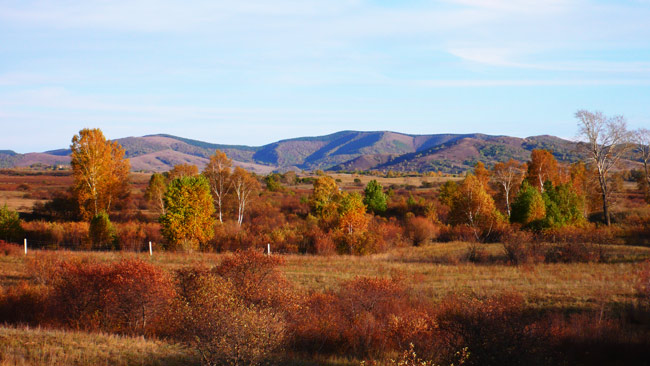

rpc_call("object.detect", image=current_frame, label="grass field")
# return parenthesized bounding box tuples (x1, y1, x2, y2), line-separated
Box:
(0, 325, 199, 366)
(3, 242, 648, 311)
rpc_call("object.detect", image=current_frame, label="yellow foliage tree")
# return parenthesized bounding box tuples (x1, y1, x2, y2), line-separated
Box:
(70, 128, 130, 220)
(450, 174, 501, 241)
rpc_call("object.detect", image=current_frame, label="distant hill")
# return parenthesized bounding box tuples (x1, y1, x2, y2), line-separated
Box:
(1, 131, 597, 174)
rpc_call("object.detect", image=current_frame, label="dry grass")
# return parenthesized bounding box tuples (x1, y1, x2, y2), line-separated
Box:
(3, 242, 649, 312)
(0, 325, 199, 366)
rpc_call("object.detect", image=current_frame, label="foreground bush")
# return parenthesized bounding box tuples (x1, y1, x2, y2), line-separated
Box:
(169, 268, 285, 366)
(49, 258, 175, 334)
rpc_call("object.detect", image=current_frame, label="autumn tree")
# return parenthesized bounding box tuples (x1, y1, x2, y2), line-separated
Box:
(160, 176, 215, 251)
(491, 159, 523, 217)
(144, 173, 168, 215)
(231, 167, 259, 226)
(338, 192, 369, 234)
(70, 128, 130, 220)
(309, 176, 341, 226)
(575, 110, 633, 225)
(449, 174, 501, 241)
(525, 149, 558, 193)
(167, 164, 199, 180)
(363, 179, 387, 214)
(474, 161, 491, 191)
(202, 150, 232, 223)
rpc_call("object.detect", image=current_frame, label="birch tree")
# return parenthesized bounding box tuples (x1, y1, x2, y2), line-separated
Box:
(203, 150, 232, 223)
(575, 110, 633, 225)
(491, 159, 523, 217)
(231, 167, 259, 226)
(70, 128, 130, 220)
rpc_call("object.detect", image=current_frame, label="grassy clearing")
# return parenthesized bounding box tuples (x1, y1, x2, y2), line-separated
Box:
(0, 325, 199, 366)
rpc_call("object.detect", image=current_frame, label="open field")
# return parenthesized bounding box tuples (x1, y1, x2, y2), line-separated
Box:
(3, 242, 649, 311)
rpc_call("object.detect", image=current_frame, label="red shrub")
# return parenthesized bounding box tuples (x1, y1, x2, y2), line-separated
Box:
(0, 282, 49, 325)
(49, 258, 175, 335)
(213, 249, 292, 309)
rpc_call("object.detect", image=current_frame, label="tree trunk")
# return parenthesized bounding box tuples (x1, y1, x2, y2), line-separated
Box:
(601, 189, 610, 226)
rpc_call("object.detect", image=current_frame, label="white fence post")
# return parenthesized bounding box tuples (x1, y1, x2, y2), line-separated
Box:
(24, 238, 27, 255)
(149, 241, 153, 256)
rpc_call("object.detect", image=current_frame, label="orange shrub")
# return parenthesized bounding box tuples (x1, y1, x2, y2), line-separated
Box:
(404, 216, 438, 246)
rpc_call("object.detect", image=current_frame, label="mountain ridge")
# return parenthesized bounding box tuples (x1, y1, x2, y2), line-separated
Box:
(0, 130, 590, 174)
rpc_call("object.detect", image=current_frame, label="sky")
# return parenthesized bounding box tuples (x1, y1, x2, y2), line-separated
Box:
(1, 0, 649, 153)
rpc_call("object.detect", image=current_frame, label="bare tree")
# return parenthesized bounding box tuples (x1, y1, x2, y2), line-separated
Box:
(231, 167, 259, 226)
(575, 110, 633, 225)
(635, 128, 650, 188)
(203, 150, 232, 223)
(491, 159, 523, 217)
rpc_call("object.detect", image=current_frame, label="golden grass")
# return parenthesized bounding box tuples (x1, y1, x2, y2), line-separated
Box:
(3, 242, 648, 311)
(0, 325, 199, 366)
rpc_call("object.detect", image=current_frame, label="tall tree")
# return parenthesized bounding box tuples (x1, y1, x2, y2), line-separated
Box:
(575, 110, 633, 225)
(203, 150, 232, 223)
(473, 162, 491, 191)
(231, 167, 259, 226)
(491, 159, 523, 217)
(160, 176, 215, 251)
(525, 149, 558, 193)
(70, 128, 130, 220)
(144, 173, 168, 215)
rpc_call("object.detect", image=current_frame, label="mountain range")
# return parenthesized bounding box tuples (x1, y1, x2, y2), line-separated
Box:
(0, 131, 587, 174)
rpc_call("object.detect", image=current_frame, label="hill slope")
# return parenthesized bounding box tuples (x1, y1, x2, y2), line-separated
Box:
(2, 131, 589, 173)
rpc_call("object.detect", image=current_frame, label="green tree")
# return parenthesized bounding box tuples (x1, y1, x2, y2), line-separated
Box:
(160, 176, 215, 251)
(0, 204, 23, 243)
(438, 180, 458, 208)
(363, 179, 387, 213)
(541, 182, 585, 228)
(510, 181, 546, 227)
(89, 211, 115, 249)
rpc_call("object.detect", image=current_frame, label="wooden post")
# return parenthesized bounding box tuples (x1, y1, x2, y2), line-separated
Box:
(149, 241, 153, 256)
(267, 243, 271, 256)
(24, 238, 27, 255)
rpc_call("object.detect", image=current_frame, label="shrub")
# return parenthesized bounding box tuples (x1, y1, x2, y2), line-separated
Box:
(501, 230, 544, 265)
(544, 242, 602, 263)
(0, 282, 49, 325)
(0, 204, 23, 243)
(170, 268, 285, 366)
(405, 216, 438, 246)
(49, 259, 175, 334)
(0, 240, 21, 256)
(435, 293, 547, 366)
(89, 212, 116, 250)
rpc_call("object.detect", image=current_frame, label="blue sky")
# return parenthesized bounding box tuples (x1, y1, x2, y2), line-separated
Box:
(1, 0, 649, 152)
